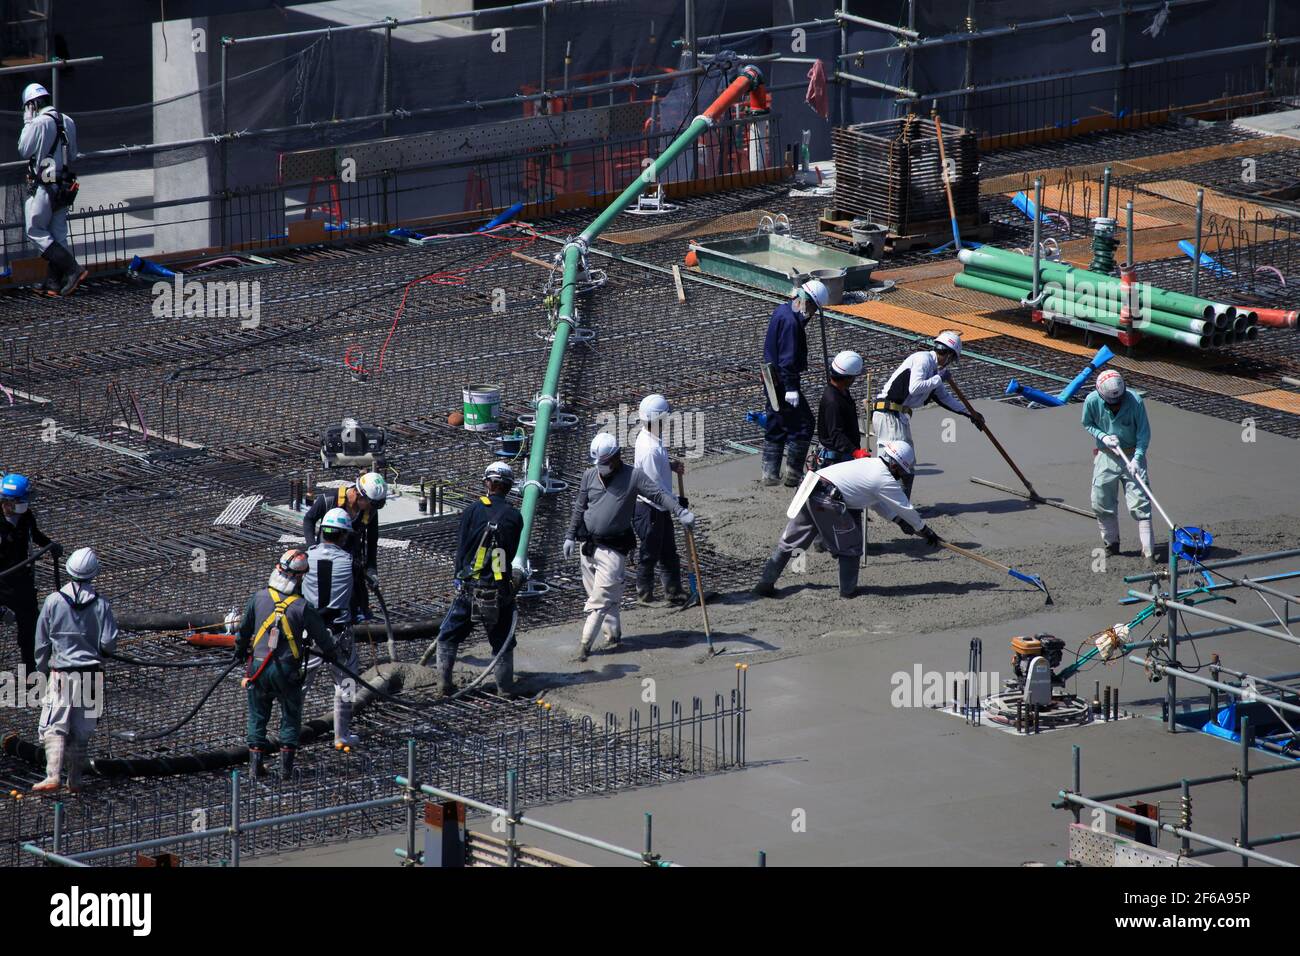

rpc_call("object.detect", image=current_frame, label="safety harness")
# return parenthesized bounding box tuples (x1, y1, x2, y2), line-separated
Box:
(872, 399, 913, 416)
(462, 496, 510, 630)
(27, 110, 78, 210)
(246, 588, 301, 684)
(336, 486, 370, 526)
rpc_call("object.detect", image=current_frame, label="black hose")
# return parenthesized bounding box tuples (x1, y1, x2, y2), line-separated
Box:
(0, 542, 58, 581)
(365, 574, 398, 662)
(101, 649, 231, 669)
(109, 658, 241, 742)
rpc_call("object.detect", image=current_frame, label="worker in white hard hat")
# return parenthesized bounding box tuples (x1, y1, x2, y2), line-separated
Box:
(564, 433, 695, 661)
(1082, 369, 1154, 563)
(31, 548, 116, 793)
(17, 82, 87, 297)
(871, 331, 985, 498)
(760, 279, 827, 487)
(632, 393, 686, 605)
(753, 440, 937, 600)
(303, 470, 387, 621)
(816, 350, 865, 466)
(302, 508, 363, 749)
(432, 461, 524, 696)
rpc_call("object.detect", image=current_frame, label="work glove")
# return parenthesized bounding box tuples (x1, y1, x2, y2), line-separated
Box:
(49, 542, 64, 559)
(920, 526, 940, 548)
(784, 390, 800, 408)
(670, 459, 685, 475)
(511, 568, 528, 592)
(968, 411, 986, 432)
(563, 538, 576, 560)
(1102, 434, 1121, 450)
(679, 509, 696, 529)
(852, 448, 869, 459)
(678, 495, 689, 508)
(894, 517, 915, 535)
(354, 610, 371, 624)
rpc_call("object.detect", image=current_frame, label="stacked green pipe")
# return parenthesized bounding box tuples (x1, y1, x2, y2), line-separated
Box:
(954, 246, 1255, 350)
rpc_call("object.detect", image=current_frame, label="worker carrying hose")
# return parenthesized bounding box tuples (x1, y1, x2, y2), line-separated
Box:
(0, 473, 56, 672)
(761, 279, 828, 487)
(1082, 369, 1155, 565)
(434, 461, 523, 696)
(303, 471, 387, 622)
(32, 548, 116, 793)
(234, 549, 338, 778)
(633, 393, 686, 606)
(17, 84, 87, 297)
(816, 350, 865, 466)
(303, 508, 363, 748)
(564, 434, 695, 662)
(871, 331, 985, 498)
(753, 440, 938, 600)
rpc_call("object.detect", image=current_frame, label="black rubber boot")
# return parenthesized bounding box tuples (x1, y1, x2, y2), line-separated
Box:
(636, 586, 656, 605)
(761, 441, 783, 486)
(39, 246, 63, 295)
(281, 747, 296, 777)
(753, 549, 792, 597)
(837, 556, 860, 599)
(46, 243, 87, 297)
(493, 649, 515, 696)
(249, 749, 267, 778)
(435, 641, 456, 697)
(783, 443, 809, 487)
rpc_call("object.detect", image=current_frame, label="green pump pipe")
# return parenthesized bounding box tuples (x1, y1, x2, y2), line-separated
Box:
(513, 65, 766, 572)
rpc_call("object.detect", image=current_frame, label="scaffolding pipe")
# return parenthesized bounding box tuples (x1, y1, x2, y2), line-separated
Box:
(513, 65, 765, 573)
(682, 17, 835, 46)
(1126, 548, 1300, 583)
(834, 71, 917, 98)
(1127, 590, 1300, 649)
(1058, 791, 1294, 866)
(835, 11, 919, 39)
(0, 55, 102, 78)
(225, 0, 565, 45)
(1129, 655, 1300, 718)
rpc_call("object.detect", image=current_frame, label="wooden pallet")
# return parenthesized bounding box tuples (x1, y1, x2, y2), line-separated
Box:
(818, 208, 995, 253)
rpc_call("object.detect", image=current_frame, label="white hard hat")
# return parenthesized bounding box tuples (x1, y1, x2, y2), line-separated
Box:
(65, 547, 100, 582)
(484, 461, 514, 483)
(878, 440, 916, 476)
(798, 279, 829, 308)
(638, 393, 671, 423)
(356, 471, 388, 503)
(1096, 369, 1126, 402)
(321, 507, 353, 533)
(21, 83, 49, 107)
(277, 549, 309, 575)
(589, 433, 620, 463)
(830, 350, 863, 377)
(933, 330, 963, 360)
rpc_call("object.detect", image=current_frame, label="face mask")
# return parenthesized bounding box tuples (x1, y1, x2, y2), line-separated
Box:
(13, 502, 28, 514)
(598, 462, 615, 477)
(268, 569, 301, 593)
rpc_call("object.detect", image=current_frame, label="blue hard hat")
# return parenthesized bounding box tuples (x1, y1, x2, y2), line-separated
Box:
(0, 473, 30, 500)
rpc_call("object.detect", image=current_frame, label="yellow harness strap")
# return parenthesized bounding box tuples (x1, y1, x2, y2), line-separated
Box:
(873, 400, 913, 416)
(337, 485, 370, 525)
(252, 588, 302, 659)
(470, 502, 505, 582)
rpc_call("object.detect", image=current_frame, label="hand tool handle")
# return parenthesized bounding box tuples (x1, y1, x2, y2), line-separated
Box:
(676, 470, 712, 647)
(947, 377, 1038, 499)
(1112, 446, 1175, 532)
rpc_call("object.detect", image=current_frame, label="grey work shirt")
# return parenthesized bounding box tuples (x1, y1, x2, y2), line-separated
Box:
(568, 463, 683, 540)
(33, 583, 117, 672)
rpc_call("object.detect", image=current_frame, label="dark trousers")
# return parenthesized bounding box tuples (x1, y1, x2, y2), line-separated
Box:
(437, 588, 516, 656)
(633, 502, 682, 594)
(0, 583, 38, 671)
(246, 658, 305, 750)
(763, 388, 815, 450)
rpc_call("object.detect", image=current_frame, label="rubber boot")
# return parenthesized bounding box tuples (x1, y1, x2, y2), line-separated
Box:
(334, 692, 359, 749)
(662, 578, 686, 605)
(31, 736, 64, 792)
(435, 641, 456, 697)
(636, 586, 656, 605)
(1097, 514, 1120, 555)
(579, 613, 603, 661)
(837, 555, 860, 599)
(753, 548, 791, 597)
(46, 242, 87, 297)
(1137, 518, 1156, 565)
(761, 441, 783, 486)
(281, 747, 296, 777)
(38, 247, 63, 296)
(64, 740, 84, 793)
(602, 622, 621, 649)
(783, 443, 809, 487)
(249, 748, 267, 778)
(493, 649, 515, 695)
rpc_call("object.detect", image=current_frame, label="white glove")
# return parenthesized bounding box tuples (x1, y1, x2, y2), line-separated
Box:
(679, 509, 696, 529)
(563, 538, 576, 559)
(1102, 434, 1121, 450)
(784, 391, 800, 407)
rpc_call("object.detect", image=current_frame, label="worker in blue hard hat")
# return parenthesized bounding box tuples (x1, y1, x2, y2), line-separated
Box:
(0, 473, 58, 671)
(18, 83, 87, 297)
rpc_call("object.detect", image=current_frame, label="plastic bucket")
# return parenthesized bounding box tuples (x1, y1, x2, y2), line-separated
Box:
(798, 267, 847, 305)
(462, 384, 501, 432)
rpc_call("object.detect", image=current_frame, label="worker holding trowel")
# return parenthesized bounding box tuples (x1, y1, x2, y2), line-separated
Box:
(870, 331, 985, 498)
(752, 439, 938, 600)
(1081, 369, 1155, 565)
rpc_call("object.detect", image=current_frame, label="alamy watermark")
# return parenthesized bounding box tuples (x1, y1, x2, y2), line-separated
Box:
(1, 666, 105, 717)
(890, 664, 1001, 709)
(151, 274, 261, 329)
(595, 403, 705, 459)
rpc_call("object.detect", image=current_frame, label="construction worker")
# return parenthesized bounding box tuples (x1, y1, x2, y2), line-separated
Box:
(303, 508, 362, 748)
(32, 548, 115, 793)
(816, 350, 865, 466)
(564, 434, 695, 661)
(633, 393, 686, 605)
(753, 440, 938, 600)
(303, 471, 387, 621)
(434, 461, 524, 696)
(761, 279, 828, 487)
(234, 550, 338, 778)
(1082, 369, 1154, 563)
(0, 473, 55, 672)
(17, 83, 86, 297)
(871, 331, 984, 497)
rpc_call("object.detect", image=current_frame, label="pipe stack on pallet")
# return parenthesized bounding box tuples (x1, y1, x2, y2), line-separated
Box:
(831, 116, 979, 235)
(954, 247, 1258, 351)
